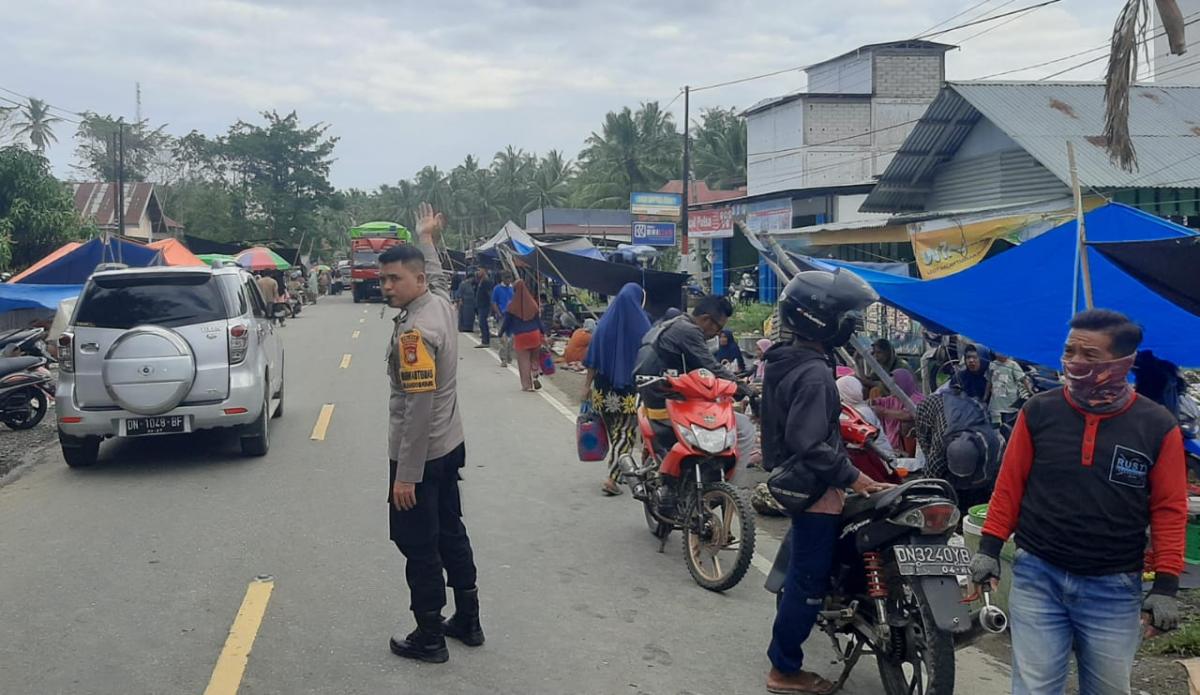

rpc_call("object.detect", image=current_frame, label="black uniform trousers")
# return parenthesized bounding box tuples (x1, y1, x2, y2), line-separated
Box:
(389, 443, 477, 613)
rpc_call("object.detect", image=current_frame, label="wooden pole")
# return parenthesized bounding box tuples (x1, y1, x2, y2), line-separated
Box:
(1067, 142, 1095, 310)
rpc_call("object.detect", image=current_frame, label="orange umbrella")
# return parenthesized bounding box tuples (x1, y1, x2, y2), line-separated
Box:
(148, 238, 206, 267)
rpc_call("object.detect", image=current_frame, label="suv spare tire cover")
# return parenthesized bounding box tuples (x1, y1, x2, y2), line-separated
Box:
(102, 325, 197, 416)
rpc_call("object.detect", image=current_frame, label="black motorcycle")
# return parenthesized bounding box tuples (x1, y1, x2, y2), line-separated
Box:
(0, 355, 54, 430)
(766, 478, 1005, 695)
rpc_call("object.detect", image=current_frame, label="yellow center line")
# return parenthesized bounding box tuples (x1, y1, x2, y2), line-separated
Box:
(203, 577, 275, 695)
(351, 330, 360, 339)
(362, 309, 368, 314)
(339, 354, 352, 369)
(310, 404, 335, 441)
(359, 318, 365, 324)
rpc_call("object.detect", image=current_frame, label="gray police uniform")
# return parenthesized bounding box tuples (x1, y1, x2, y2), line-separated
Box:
(386, 237, 476, 614)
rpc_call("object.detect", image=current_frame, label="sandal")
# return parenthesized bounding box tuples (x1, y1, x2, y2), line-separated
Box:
(533, 378, 542, 390)
(602, 480, 623, 496)
(766, 669, 836, 695)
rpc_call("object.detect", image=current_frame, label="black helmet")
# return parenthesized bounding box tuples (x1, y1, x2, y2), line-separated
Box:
(778, 269, 878, 346)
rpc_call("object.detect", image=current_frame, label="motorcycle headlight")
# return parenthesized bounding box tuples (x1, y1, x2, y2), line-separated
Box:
(677, 424, 699, 448)
(691, 425, 729, 454)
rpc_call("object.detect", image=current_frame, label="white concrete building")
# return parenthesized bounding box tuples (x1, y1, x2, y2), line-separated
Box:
(742, 40, 955, 222)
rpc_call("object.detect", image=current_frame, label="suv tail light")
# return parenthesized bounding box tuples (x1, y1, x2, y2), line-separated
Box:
(228, 323, 249, 365)
(59, 332, 74, 372)
(895, 503, 961, 535)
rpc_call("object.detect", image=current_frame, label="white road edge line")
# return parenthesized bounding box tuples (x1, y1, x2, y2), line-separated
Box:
(462, 331, 776, 576)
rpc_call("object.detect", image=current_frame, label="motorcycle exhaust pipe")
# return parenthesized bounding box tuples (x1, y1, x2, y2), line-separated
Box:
(979, 591, 1008, 634)
(616, 455, 646, 497)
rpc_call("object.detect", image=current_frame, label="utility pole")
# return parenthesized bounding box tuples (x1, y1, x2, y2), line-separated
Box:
(681, 85, 691, 262)
(116, 119, 126, 262)
(136, 82, 142, 123)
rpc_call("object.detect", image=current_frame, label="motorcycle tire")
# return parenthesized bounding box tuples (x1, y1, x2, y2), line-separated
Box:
(875, 580, 955, 695)
(680, 481, 755, 593)
(2, 387, 47, 430)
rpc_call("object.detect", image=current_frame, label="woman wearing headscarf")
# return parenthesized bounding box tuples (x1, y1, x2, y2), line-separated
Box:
(869, 368, 924, 456)
(752, 338, 773, 383)
(499, 280, 546, 392)
(837, 375, 896, 459)
(714, 329, 746, 373)
(584, 283, 652, 496)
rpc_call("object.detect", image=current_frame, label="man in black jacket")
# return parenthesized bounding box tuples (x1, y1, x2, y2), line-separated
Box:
(634, 295, 737, 514)
(762, 270, 887, 695)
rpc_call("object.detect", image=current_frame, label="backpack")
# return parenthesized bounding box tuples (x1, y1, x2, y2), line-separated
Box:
(940, 389, 1002, 490)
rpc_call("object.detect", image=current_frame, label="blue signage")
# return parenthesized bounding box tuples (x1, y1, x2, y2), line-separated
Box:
(630, 192, 682, 217)
(632, 221, 677, 246)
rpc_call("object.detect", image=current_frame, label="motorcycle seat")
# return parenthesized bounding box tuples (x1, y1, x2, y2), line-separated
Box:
(0, 356, 44, 378)
(842, 478, 955, 519)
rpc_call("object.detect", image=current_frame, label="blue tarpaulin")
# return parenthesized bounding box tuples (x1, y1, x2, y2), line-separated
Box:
(14, 237, 161, 285)
(0, 284, 82, 312)
(803, 204, 1199, 367)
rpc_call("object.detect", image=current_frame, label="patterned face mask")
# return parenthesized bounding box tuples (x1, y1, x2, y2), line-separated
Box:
(1061, 354, 1136, 412)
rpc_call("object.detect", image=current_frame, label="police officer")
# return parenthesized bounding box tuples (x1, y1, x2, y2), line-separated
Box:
(382, 202, 483, 664)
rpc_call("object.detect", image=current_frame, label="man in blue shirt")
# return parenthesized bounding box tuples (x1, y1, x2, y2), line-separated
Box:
(491, 272, 515, 367)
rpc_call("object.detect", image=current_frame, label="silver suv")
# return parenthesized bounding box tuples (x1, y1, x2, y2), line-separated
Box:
(55, 264, 285, 467)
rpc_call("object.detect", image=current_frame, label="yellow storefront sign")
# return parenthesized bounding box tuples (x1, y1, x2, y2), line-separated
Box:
(909, 197, 1104, 279)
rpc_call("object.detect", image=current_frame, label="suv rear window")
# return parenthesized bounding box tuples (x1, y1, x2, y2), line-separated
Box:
(74, 274, 230, 329)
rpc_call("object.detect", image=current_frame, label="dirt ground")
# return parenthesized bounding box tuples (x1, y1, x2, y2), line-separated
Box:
(0, 410, 57, 483)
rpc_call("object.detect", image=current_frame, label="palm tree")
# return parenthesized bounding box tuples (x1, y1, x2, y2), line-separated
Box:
(12, 98, 63, 153)
(530, 150, 574, 210)
(489, 146, 535, 222)
(450, 155, 498, 243)
(574, 102, 680, 208)
(693, 107, 747, 190)
(414, 166, 453, 219)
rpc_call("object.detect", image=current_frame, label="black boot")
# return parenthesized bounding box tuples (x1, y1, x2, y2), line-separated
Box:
(390, 611, 449, 663)
(657, 475, 680, 518)
(443, 587, 485, 647)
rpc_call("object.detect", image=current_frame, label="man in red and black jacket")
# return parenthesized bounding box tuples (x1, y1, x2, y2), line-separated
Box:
(970, 309, 1187, 695)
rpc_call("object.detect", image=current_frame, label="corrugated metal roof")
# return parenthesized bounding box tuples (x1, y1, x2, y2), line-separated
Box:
(71, 182, 158, 227)
(863, 82, 1200, 212)
(805, 40, 956, 72)
(956, 81, 1200, 187)
(741, 91, 872, 117)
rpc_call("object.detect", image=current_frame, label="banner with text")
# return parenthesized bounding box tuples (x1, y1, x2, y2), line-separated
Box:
(630, 192, 682, 217)
(745, 199, 793, 233)
(688, 208, 735, 239)
(632, 221, 677, 246)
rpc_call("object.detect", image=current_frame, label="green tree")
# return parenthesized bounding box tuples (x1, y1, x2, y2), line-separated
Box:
(11, 98, 64, 153)
(692, 107, 747, 190)
(72, 113, 173, 182)
(0, 146, 88, 271)
(158, 180, 248, 243)
(573, 102, 680, 208)
(530, 150, 574, 209)
(489, 145, 535, 222)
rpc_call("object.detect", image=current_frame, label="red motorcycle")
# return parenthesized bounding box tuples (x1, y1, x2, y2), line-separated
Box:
(839, 404, 903, 485)
(617, 369, 756, 592)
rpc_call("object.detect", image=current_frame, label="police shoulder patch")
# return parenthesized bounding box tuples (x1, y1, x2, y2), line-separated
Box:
(397, 329, 437, 393)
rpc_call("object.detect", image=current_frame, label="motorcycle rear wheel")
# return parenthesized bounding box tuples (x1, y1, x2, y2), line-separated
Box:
(681, 481, 755, 592)
(2, 387, 47, 430)
(875, 582, 955, 695)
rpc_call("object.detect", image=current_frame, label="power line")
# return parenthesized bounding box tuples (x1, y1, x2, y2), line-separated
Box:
(913, 0, 998, 37)
(955, 1, 1034, 43)
(0, 85, 88, 122)
(0, 94, 82, 125)
(916, 0, 1062, 40)
(1037, 13, 1200, 81)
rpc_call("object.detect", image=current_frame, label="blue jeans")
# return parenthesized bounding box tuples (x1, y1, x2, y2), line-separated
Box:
(1009, 549, 1143, 695)
(768, 513, 840, 673)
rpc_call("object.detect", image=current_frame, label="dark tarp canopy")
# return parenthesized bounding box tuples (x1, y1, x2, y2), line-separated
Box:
(1092, 236, 1200, 318)
(183, 235, 241, 255)
(516, 246, 687, 317)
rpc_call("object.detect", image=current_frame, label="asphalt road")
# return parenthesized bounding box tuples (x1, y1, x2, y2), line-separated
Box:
(0, 293, 1012, 695)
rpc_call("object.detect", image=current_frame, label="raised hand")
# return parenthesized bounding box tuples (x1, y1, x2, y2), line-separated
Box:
(416, 202, 447, 243)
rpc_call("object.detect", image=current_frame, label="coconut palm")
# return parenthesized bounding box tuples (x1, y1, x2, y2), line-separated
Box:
(574, 102, 680, 208)
(530, 150, 574, 210)
(489, 146, 535, 222)
(693, 107, 747, 190)
(12, 98, 63, 153)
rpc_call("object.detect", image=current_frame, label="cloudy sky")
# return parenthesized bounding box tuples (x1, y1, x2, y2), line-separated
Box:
(5, 0, 1135, 189)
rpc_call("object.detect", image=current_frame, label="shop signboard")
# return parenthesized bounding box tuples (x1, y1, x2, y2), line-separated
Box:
(745, 198, 792, 233)
(631, 221, 677, 246)
(688, 208, 735, 239)
(630, 192, 682, 217)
